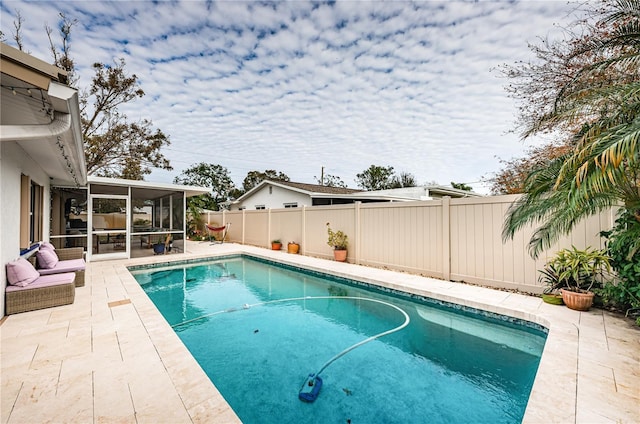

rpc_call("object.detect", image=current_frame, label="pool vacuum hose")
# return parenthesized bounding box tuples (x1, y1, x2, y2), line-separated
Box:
(296, 297, 410, 402)
(172, 296, 410, 403)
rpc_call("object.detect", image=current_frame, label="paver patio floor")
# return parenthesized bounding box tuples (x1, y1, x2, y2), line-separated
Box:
(2, 242, 638, 423)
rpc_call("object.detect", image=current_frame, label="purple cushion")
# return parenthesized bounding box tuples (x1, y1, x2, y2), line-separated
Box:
(37, 259, 85, 275)
(36, 248, 59, 269)
(40, 242, 56, 251)
(5, 272, 75, 292)
(6, 258, 40, 287)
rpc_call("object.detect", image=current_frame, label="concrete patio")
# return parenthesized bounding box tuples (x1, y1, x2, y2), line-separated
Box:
(2, 241, 638, 423)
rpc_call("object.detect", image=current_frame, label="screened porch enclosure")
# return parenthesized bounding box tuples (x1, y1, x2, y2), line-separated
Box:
(50, 180, 193, 260)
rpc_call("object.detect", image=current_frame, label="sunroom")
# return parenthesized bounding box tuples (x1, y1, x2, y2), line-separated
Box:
(51, 176, 209, 261)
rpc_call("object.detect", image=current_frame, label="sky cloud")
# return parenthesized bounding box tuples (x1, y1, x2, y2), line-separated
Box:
(1, 1, 585, 193)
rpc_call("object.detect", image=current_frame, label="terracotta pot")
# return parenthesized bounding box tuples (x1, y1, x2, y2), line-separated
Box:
(561, 289, 594, 311)
(287, 243, 300, 254)
(333, 249, 347, 262)
(271, 242, 282, 251)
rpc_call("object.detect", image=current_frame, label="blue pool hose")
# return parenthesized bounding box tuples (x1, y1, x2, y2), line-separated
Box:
(172, 296, 410, 400)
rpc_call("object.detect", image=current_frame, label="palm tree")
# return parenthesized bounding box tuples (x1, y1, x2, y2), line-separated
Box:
(503, 0, 640, 258)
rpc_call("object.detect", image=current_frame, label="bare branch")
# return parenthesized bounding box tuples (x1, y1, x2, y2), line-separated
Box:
(12, 10, 26, 52)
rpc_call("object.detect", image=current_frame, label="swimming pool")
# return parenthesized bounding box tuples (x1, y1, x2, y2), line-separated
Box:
(131, 255, 547, 423)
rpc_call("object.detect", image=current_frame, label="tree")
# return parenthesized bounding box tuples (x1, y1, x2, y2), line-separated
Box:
(9, 12, 172, 180)
(174, 163, 236, 211)
(45, 13, 78, 85)
(314, 173, 347, 188)
(7, 10, 26, 52)
(451, 182, 473, 191)
(502, 0, 640, 258)
(242, 170, 289, 192)
(490, 143, 572, 194)
(355, 166, 418, 190)
(82, 60, 172, 179)
(391, 172, 417, 188)
(355, 165, 396, 190)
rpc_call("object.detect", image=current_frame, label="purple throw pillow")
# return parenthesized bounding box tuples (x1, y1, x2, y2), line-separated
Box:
(37, 248, 59, 269)
(6, 258, 40, 287)
(40, 242, 56, 251)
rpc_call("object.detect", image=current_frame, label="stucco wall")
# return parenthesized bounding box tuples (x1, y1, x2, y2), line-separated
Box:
(1, 142, 52, 317)
(234, 184, 311, 210)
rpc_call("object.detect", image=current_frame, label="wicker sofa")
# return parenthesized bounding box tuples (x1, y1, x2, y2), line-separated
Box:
(5, 272, 76, 315)
(29, 247, 85, 287)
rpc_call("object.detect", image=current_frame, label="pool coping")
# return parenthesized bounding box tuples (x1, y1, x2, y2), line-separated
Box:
(2, 242, 638, 423)
(130, 252, 549, 337)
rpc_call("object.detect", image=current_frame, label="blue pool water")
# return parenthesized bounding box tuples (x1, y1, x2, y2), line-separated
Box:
(131, 256, 547, 424)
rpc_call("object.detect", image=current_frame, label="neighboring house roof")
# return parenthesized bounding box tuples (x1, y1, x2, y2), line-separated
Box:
(1, 42, 87, 186)
(360, 185, 482, 200)
(233, 180, 482, 207)
(275, 180, 362, 195)
(424, 185, 482, 198)
(233, 179, 362, 203)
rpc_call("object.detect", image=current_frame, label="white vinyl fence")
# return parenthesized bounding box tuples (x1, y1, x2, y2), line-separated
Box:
(202, 195, 614, 293)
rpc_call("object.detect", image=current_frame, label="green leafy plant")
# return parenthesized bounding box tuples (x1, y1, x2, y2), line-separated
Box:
(326, 222, 348, 250)
(599, 210, 640, 323)
(539, 246, 612, 293)
(272, 239, 281, 244)
(186, 202, 204, 238)
(538, 263, 563, 294)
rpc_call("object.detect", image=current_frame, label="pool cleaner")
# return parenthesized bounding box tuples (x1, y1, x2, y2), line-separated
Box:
(298, 373, 323, 402)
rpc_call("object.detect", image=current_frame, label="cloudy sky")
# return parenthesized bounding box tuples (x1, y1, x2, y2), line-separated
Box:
(1, 1, 585, 193)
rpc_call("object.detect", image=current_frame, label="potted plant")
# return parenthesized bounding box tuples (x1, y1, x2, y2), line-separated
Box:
(326, 223, 348, 262)
(287, 241, 300, 254)
(271, 240, 282, 251)
(538, 264, 564, 305)
(539, 246, 612, 311)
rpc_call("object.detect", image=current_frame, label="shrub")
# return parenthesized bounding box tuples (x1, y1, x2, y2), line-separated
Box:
(599, 210, 640, 324)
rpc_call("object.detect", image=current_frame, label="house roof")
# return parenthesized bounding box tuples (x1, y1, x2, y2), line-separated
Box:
(1, 42, 86, 186)
(0, 42, 68, 88)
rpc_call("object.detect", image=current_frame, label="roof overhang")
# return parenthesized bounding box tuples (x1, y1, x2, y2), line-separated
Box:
(424, 186, 482, 198)
(1, 42, 87, 186)
(87, 176, 211, 198)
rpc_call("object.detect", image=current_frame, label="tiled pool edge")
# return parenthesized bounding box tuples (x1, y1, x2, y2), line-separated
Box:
(140, 253, 547, 336)
(117, 255, 243, 423)
(119, 244, 637, 424)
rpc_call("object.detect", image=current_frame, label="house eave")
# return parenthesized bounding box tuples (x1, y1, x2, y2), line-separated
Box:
(1, 43, 85, 186)
(87, 176, 211, 197)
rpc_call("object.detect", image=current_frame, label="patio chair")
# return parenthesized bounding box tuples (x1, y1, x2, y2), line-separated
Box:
(205, 223, 230, 245)
(5, 258, 76, 315)
(30, 243, 86, 287)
